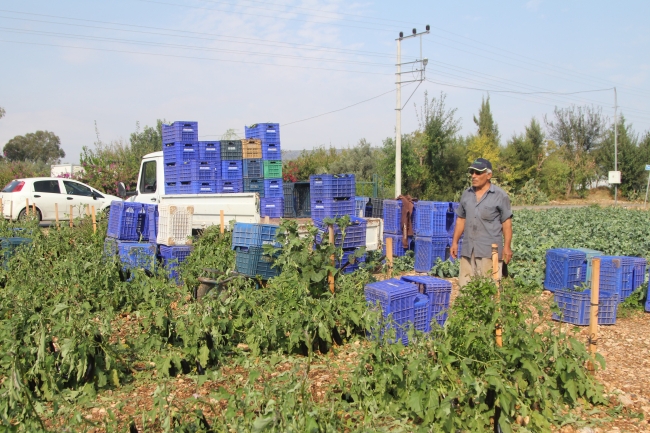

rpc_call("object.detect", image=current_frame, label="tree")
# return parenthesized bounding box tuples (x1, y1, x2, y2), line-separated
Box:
(545, 105, 607, 198)
(3, 131, 65, 164)
(473, 95, 500, 144)
(0, 107, 5, 120)
(501, 118, 545, 190)
(328, 139, 380, 181)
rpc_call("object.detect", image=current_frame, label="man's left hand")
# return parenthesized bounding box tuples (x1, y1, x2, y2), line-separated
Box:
(503, 245, 513, 264)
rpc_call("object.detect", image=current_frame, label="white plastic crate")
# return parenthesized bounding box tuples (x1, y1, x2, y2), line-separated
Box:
(156, 204, 194, 246)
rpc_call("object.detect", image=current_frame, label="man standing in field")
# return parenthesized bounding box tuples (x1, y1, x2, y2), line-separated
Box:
(450, 158, 513, 287)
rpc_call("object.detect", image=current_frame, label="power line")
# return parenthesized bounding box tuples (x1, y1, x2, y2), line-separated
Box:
(0, 38, 392, 75)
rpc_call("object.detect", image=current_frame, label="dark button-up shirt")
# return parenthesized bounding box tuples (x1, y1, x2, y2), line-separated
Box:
(456, 183, 513, 260)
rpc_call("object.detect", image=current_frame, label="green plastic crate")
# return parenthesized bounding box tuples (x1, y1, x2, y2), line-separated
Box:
(263, 160, 282, 178)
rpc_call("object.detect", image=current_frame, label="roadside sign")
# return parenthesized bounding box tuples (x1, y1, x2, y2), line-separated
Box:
(645, 164, 650, 171)
(608, 171, 621, 184)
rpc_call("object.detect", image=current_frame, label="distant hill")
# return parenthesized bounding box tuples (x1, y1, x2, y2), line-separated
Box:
(281, 149, 346, 161)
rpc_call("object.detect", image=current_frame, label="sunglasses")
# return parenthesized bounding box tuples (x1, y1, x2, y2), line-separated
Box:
(468, 169, 487, 175)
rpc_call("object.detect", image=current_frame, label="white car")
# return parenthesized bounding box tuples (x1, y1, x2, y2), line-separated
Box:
(0, 177, 122, 222)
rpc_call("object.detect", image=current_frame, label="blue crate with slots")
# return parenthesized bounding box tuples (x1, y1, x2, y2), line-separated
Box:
(414, 201, 449, 237)
(365, 279, 418, 345)
(355, 197, 368, 218)
(199, 141, 220, 160)
(245, 123, 280, 144)
(216, 179, 243, 193)
(231, 222, 279, 249)
(162, 121, 198, 143)
(243, 159, 263, 178)
(646, 287, 650, 313)
(177, 181, 194, 194)
(446, 203, 459, 236)
(413, 294, 430, 333)
(383, 200, 403, 234)
(336, 248, 366, 274)
(598, 256, 645, 300)
(194, 181, 217, 194)
(310, 197, 355, 220)
(552, 289, 618, 326)
(165, 182, 179, 195)
(543, 248, 587, 292)
(147, 205, 158, 242)
(401, 275, 452, 327)
(221, 160, 243, 180)
(160, 245, 193, 281)
(576, 248, 603, 286)
(178, 161, 216, 182)
(1, 237, 32, 268)
(244, 178, 264, 197)
(383, 233, 413, 258)
(117, 241, 157, 275)
(235, 246, 280, 280)
(262, 142, 281, 160)
(414, 235, 448, 273)
(260, 197, 283, 218)
(164, 162, 178, 182)
(104, 237, 118, 258)
(107, 201, 143, 240)
(137, 204, 157, 242)
(264, 179, 283, 198)
(313, 216, 367, 249)
(163, 141, 198, 163)
(310, 174, 356, 199)
(221, 140, 243, 160)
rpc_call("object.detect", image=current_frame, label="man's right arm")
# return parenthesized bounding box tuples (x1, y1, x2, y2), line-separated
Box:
(450, 218, 465, 260)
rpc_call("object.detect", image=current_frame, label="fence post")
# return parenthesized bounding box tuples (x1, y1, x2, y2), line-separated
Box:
(220, 210, 224, 234)
(492, 244, 503, 348)
(587, 258, 601, 374)
(91, 206, 97, 233)
(25, 198, 29, 216)
(386, 236, 393, 278)
(69, 205, 73, 228)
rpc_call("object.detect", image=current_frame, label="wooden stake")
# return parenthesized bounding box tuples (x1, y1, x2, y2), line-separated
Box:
(69, 205, 74, 228)
(386, 237, 393, 278)
(492, 244, 503, 348)
(32, 204, 36, 216)
(54, 203, 59, 228)
(25, 199, 29, 216)
(328, 225, 335, 294)
(587, 258, 601, 374)
(91, 206, 97, 233)
(220, 210, 224, 234)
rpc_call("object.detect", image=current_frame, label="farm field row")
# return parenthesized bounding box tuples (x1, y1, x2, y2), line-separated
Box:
(0, 207, 648, 432)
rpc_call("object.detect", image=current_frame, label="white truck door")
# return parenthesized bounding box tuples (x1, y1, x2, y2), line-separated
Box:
(134, 158, 161, 204)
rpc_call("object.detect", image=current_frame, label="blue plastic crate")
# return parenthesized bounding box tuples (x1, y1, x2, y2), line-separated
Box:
(336, 248, 366, 274)
(414, 235, 448, 273)
(543, 249, 586, 292)
(576, 248, 603, 286)
(262, 142, 281, 160)
(383, 233, 412, 258)
(355, 197, 369, 218)
(193, 181, 217, 194)
(263, 178, 283, 198)
(245, 123, 280, 143)
(260, 198, 284, 218)
(243, 159, 263, 178)
(165, 182, 179, 195)
(146, 205, 158, 242)
(160, 245, 193, 281)
(401, 275, 452, 327)
(1, 237, 32, 267)
(413, 294, 430, 333)
(231, 222, 279, 249)
(137, 204, 157, 242)
(244, 178, 265, 197)
(310, 174, 356, 199)
(199, 141, 220, 160)
(310, 197, 355, 220)
(632, 257, 647, 291)
(164, 162, 178, 183)
(313, 216, 367, 249)
(163, 141, 198, 163)
(598, 256, 639, 300)
(414, 201, 449, 237)
(446, 203, 458, 236)
(221, 160, 243, 180)
(216, 179, 243, 193)
(552, 289, 618, 326)
(107, 201, 143, 240)
(235, 246, 280, 280)
(104, 237, 118, 257)
(178, 161, 216, 182)
(178, 181, 194, 194)
(364, 279, 418, 345)
(163, 121, 198, 143)
(383, 200, 403, 234)
(117, 241, 157, 272)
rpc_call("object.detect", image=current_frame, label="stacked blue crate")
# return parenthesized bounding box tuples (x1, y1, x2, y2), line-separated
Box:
(543, 248, 587, 292)
(247, 123, 284, 216)
(598, 256, 646, 300)
(310, 174, 356, 220)
(159, 245, 194, 281)
(162, 121, 204, 194)
(401, 276, 452, 329)
(365, 279, 418, 345)
(231, 222, 281, 279)
(552, 289, 619, 326)
(355, 197, 368, 217)
(245, 123, 281, 160)
(414, 235, 448, 273)
(117, 241, 157, 279)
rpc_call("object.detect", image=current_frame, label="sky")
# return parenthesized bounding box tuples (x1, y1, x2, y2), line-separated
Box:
(1, 0, 649, 164)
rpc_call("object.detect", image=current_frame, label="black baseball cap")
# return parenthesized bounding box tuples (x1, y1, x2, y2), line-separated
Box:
(468, 158, 492, 172)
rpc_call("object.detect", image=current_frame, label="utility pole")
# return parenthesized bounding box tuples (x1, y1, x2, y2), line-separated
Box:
(395, 25, 430, 198)
(614, 87, 618, 205)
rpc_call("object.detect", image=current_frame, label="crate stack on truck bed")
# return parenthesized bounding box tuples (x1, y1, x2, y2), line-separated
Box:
(245, 123, 284, 218)
(412, 201, 460, 273)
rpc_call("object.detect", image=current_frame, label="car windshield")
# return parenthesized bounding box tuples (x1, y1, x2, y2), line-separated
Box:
(2, 180, 24, 192)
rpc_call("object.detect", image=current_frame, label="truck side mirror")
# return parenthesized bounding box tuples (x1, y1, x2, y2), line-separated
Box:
(117, 182, 127, 198)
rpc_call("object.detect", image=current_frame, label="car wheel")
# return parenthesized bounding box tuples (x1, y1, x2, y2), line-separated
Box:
(17, 208, 42, 222)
